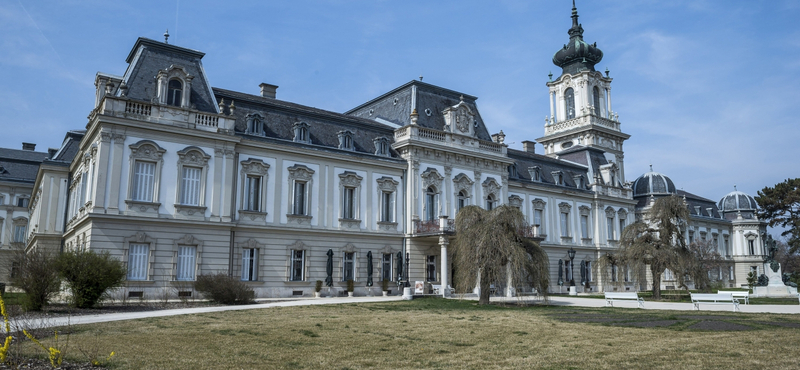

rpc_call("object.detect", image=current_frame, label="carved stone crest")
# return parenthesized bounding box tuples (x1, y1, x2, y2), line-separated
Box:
(452, 173, 474, 193)
(420, 168, 444, 191)
(482, 177, 501, 199)
(177, 147, 211, 166)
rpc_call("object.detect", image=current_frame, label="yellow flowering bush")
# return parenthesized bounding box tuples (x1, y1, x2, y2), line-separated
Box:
(0, 294, 12, 363)
(23, 329, 63, 368)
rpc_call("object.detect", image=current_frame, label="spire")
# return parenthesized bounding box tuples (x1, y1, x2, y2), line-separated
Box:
(164, 29, 170, 44)
(571, 0, 579, 30)
(552, 0, 602, 76)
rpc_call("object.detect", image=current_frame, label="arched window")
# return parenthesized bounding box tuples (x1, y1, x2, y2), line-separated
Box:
(457, 190, 468, 212)
(565, 88, 575, 119)
(425, 186, 438, 221)
(592, 86, 601, 115)
(486, 194, 496, 211)
(167, 79, 183, 106)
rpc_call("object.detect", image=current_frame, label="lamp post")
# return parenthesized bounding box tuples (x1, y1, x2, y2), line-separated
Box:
(568, 247, 576, 287)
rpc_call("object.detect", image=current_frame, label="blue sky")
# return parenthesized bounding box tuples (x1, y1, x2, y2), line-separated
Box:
(1, 0, 798, 208)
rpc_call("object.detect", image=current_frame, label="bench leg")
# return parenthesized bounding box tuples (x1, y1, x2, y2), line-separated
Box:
(733, 301, 740, 313)
(693, 302, 699, 311)
(637, 299, 644, 309)
(606, 299, 612, 307)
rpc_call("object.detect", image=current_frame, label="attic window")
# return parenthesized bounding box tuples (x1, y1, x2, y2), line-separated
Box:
(338, 130, 354, 151)
(508, 165, 518, 178)
(293, 121, 310, 144)
(246, 114, 265, 136)
(573, 175, 583, 189)
(373, 137, 391, 157)
(167, 79, 182, 106)
(528, 166, 541, 182)
(552, 171, 564, 186)
(424, 108, 432, 117)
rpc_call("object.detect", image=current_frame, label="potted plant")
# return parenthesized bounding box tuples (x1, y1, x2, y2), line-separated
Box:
(346, 280, 354, 297)
(382, 279, 390, 296)
(315, 280, 323, 298)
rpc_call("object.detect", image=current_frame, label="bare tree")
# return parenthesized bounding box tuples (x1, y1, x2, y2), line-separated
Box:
(451, 205, 549, 305)
(618, 195, 690, 300)
(677, 239, 725, 292)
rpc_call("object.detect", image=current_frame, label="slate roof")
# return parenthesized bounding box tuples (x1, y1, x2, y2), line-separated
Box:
(633, 189, 725, 220)
(555, 145, 611, 183)
(0, 148, 49, 184)
(213, 88, 402, 160)
(120, 38, 217, 114)
(345, 81, 493, 142)
(507, 148, 591, 192)
(46, 130, 85, 166)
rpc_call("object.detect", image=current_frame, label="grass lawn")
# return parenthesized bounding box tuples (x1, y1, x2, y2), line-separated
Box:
(6, 298, 800, 369)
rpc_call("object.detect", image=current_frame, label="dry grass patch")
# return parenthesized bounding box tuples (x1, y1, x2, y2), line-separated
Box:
(8, 298, 800, 369)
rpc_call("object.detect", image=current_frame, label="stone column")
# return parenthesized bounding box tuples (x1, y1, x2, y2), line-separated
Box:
(211, 149, 225, 222)
(473, 170, 482, 208)
(549, 92, 555, 122)
(91, 132, 112, 212)
(221, 150, 235, 222)
(107, 134, 126, 213)
(606, 87, 613, 118)
(444, 165, 452, 217)
(439, 234, 449, 297)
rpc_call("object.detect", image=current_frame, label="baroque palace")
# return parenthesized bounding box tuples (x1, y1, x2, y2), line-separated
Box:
(1, 5, 767, 298)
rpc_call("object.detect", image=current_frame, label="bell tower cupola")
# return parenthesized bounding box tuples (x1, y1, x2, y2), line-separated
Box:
(537, 1, 630, 183)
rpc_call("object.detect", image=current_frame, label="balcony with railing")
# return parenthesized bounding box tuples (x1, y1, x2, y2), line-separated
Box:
(94, 96, 234, 133)
(394, 125, 506, 157)
(544, 109, 620, 136)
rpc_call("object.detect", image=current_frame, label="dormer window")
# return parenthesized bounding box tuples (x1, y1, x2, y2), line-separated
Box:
(338, 130, 354, 151)
(167, 79, 183, 106)
(573, 175, 583, 189)
(373, 137, 391, 157)
(552, 170, 564, 186)
(246, 114, 265, 136)
(508, 165, 518, 178)
(293, 121, 310, 144)
(528, 166, 541, 182)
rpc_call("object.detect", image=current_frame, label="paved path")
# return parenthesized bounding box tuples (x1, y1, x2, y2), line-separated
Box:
(4, 295, 798, 331)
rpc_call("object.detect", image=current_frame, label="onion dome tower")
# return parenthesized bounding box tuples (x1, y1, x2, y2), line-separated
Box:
(537, 1, 630, 185)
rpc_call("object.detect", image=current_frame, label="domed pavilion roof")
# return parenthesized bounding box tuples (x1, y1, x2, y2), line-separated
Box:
(718, 187, 758, 213)
(632, 166, 677, 197)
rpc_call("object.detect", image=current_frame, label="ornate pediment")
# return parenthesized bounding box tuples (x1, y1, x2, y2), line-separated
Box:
(241, 158, 270, 176)
(339, 171, 363, 188)
(579, 205, 591, 216)
(605, 206, 616, 218)
(177, 147, 211, 166)
(453, 173, 474, 193)
(443, 97, 476, 136)
(421, 168, 444, 191)
(376, 176, 399, 192)
(288, 164, 315, 182)
(482, 177, 501, 198)
(508, 195, 523, 208)
(532, 198, 546, 209)
(558, 202, 572, 213)
(129, 140, 166, 161)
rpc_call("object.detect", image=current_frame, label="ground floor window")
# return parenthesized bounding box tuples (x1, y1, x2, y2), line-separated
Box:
(343, 252, 355, 281)
(127, 243, 149, 280)
(176, 246, 197, 281)
(242, 248, 258, 281)
(381, 253, 393, 282)
(290, 250, 304, 281)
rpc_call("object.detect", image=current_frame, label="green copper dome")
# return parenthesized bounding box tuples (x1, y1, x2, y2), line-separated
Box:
(552, 1, 603, 76)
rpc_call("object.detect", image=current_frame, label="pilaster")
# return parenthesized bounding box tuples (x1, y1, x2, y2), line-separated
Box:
(107, 133, 126, 213)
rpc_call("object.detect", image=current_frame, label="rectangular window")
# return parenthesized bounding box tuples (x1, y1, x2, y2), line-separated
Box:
(619, 218, 626, 236)
(586, 261, 592, 282)
(607, 217, 614, 240)
(80, 173, 88, 205)
(748, 240, 755, 255)
(343, 252, 355, 281)
(623, 266, 630, 282)
(580, 215, 589, 239)
(343, 187, 355, 219)
(724, 236, 730, 255)
(293, 181, 307, 215)
(688, 231, 694, 244)
(180, 167, 202, 206)
(426, 255, 436, 282)
(0, 195, 4, 205)
(17, 198, 29, 208)
(244, 175, 261, 211)
(132, 161, 156, 202)
(242, 248, 258, 281)
(534, 209, 543, 228)
(425, 192, 437, 221)
(176, 246, 197, 281)
(560, 212, 569, 237)
(381, 192, 394, 222)
(290, 250, 304, 281)
(729, 266, 734, 280)
(13, 225, 26, 243)
(382, 253, 393, 281)
(127, 243, 149, 280)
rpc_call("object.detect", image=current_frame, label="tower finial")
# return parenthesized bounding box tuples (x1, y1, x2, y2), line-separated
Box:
(734, 184, 737, 191)
(164, 29, 170, 44)
(649, 164, 653, 172)
(571, 0, 579, 28)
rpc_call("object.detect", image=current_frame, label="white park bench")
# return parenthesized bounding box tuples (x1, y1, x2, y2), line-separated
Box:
(691, 293, 740, 312)
(604, 292, 644, 308)
(431, 284, 454, 295)
(718, 290, 749, 305)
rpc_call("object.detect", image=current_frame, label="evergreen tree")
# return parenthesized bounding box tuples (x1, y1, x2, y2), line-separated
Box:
(755, 178, 800, 253)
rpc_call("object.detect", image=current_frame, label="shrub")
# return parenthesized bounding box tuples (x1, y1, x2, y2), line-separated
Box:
(194, 273, 254, 305)
(315, 280, 323, 293)
(381, 279, 389, 291)
(55, 250, 126, 309)
(10, 249, 60, 311)
(346, 280, 354, 292)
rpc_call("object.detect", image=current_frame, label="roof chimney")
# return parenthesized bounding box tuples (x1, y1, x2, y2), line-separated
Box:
(22, 142, 36, 151)
(259, 83, 278, 99)
(522, 140, 536, 153)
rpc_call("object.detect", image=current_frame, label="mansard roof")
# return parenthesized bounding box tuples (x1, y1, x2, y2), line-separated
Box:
(0, 148, 49, 184)
(213, 88, 401, 160)
(507, 148, 591, 191)
(345, 81, 493, 142)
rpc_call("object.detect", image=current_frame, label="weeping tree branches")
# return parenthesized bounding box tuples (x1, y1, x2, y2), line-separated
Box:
(452, 205, 549, 305)
(617, 195, 690, 300)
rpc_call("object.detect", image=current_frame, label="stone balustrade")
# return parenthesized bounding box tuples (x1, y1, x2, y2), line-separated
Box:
(545, 113, 620, 136)
(97, 96, 234, 133)
(394, 125, 506, 156)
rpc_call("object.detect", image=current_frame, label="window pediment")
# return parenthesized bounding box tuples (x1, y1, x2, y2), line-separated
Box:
(558, 202, 572, 213)
(453, 173, 474, 193)
(129, 140, 166, 161)
(339, 171, 363, 187)
(376, 176, 399, 192)
(177, 147, 211, 166)
(532, 198, 546, 210)
(579, 205, 591, 216)
(508, 195, 523, 208)
(421, 168, 444, 190)
(482, 177, 501, 198)
(605, 206, 616, 218)
(241, 158, 270, 176)
(288, 164, 315, 182)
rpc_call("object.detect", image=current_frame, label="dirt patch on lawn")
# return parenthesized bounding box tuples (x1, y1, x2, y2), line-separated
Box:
(687, 320, 753, 331)
(611, 320, 680, 328)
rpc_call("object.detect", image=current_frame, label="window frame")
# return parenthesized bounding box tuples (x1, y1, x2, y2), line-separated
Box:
(426, 255, 437, 282)
(289, 249, 305, 282)
(376, 176, 399, 226)
(172, 234, 203, 282)
(287, 164, 315, 218)
(241, 247, 259, 281)
(382, 253, 393, 282)
(558, 202, 572, 238)
(239, 158, 270, 216)
(127, 243, 150, 281)
(343, 251, 356, 282)
(167, 78, 183, 107)
(565, 87, 576, 119)
(126, 140, 166, 209)
(293, 121, 311, 143)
